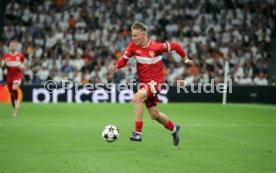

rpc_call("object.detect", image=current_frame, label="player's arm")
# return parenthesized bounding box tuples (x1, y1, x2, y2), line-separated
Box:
(1, 59, 6, 68)
(17, 54, 25, 71)
(18, 61, 25, 71)
(111, 55, 130, 71)
(165, 42, 193, 65)
(1, 58, 7, 68)
(111, 44, 133, 71)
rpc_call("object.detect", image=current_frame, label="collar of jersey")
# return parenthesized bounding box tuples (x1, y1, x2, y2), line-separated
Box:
(142, 40, 151, 48)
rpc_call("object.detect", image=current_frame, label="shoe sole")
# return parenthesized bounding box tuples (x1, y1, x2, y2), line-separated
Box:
(173, 126, 180, 146)
(130, 138, 142, 142)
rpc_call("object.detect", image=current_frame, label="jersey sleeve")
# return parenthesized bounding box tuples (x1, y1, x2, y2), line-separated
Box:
(154, 42, 173, 54)
(116, 42, 134, 68)
(157, 42, 187, 58)
(123, 42, 134, 60)
(2, 54, 7, 60)
(20, 53, 25, 63)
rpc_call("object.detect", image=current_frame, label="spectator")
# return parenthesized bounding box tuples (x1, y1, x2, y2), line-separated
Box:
(0, 0, 274, 86)
(253, 72, 268, 86)
(36, 66, 50, 83)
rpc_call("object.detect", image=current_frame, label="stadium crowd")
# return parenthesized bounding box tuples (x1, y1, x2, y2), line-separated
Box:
(0, 0, 274, 86)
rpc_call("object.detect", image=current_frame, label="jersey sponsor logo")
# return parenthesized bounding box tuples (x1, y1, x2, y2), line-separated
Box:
(135, 55, 162, 64)
(16, 56, 20, 61)
(136, 50, 141, 54)
(149, 51, 155, 57)
(6, 61, 21, 67)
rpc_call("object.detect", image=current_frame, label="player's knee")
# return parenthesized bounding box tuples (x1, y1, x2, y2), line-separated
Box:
(12, 85, 19, 90)
(150, 113, 159, 120)
(149, 110, 160, 120)
(133, 94, 143, 103)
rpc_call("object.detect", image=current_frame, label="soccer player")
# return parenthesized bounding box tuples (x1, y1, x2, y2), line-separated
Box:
(1, 40, 25, 117)
(111, 22, 193, 146)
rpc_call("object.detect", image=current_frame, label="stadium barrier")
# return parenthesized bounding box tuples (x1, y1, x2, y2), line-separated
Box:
(1, 84, 275, 104)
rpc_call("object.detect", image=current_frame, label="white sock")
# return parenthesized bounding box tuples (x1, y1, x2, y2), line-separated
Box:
(15, 100, 20, 109)
(135, 131, 142, 135)
(171, 126, 176, 133)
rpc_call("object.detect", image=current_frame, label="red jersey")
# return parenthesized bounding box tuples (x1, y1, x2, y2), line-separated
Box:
(2, 52, 25, 78)
(116, 40, 186, 83)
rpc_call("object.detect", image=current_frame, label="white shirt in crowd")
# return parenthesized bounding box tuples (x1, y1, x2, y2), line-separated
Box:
(253, 77, 268, 86)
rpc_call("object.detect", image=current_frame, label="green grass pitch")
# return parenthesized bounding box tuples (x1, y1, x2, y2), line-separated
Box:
(0, 103, 275, 173)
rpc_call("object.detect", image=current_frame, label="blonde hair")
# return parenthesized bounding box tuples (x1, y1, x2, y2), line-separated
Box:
(131, 22, 148, 33)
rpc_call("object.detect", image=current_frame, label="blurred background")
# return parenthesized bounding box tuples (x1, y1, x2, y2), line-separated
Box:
(0, 2, 276, 173)
(0, 0, 275, 103)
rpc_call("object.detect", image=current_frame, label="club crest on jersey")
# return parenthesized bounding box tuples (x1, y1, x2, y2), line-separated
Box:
(149, 51, 155, 57)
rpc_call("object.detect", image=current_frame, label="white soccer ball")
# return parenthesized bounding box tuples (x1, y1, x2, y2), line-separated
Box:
(102, 125, 119, 142)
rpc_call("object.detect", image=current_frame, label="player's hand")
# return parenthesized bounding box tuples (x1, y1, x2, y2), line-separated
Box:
(184, 55, 194, 66)
(111, 63, 118, 71)
(185, 59, 194, 66)
(1, 59, 7, 68)
(18, 63, 24, 70)
(184, 56, 194, 66)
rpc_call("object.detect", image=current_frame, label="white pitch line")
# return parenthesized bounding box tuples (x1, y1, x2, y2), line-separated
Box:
(185, 123, 276, 127)
(227, 104, 276, 110)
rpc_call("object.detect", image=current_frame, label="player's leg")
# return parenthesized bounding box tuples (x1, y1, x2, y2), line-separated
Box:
(133, 89, 147, 122)
(147, 105, 169, 125)
(147, 105, 176, 131)
(11, 80, 21, 117)
(130, 88, 148, 141)
(7, 78, 15, 109)
(12, 83, 20, 107)
(147, 103, 181, 146)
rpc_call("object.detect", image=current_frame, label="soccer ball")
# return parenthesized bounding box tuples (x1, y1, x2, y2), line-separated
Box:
(102, 125, 119, 142)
